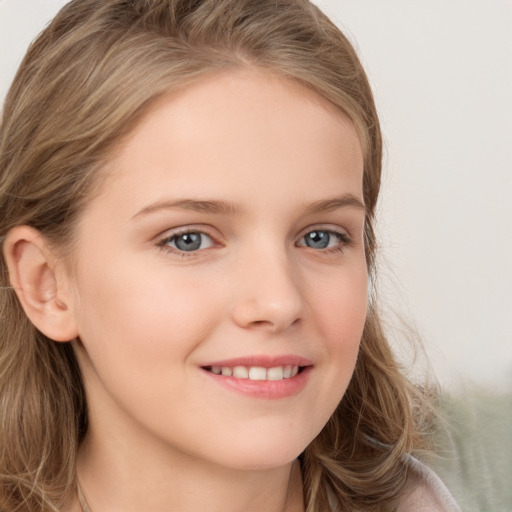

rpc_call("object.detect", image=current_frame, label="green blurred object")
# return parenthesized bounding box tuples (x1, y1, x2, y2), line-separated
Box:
(434, 389, 512, 512)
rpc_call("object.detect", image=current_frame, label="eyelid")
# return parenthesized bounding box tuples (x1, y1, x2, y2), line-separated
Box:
(295, 225, 353, 250)
(156, 226, 221, 256)
(297, 224, 351, 240)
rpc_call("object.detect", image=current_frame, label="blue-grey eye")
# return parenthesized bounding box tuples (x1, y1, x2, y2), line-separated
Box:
(168, 232, 213, 252)
(300, 230, 344, 249)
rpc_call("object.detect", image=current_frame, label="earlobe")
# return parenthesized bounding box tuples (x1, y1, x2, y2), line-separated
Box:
(3, 225, 78, 342)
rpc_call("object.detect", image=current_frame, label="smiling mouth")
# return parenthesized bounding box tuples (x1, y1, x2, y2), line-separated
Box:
(201, 358, 313, 398)
(202, 365, 306, 381)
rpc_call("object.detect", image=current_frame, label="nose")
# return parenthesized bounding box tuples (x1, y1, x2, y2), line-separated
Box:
(230, 250, 304, 333)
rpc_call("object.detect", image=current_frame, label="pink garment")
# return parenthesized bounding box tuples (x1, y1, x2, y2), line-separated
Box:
(328, 456, 461, 512)
(397, 457, 461, 512)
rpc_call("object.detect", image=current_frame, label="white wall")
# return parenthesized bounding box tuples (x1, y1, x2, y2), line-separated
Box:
(1, 0, 511, 390)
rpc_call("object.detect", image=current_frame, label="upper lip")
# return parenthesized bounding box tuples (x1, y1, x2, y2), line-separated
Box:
(201, 355, 313, 368)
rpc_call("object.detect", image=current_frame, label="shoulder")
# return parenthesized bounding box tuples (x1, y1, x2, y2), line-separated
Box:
(397, 456, 461, 512)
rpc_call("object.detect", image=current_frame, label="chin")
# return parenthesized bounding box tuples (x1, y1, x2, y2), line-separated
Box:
(219, 449, 302, 471)
(202, 427, 315, 471)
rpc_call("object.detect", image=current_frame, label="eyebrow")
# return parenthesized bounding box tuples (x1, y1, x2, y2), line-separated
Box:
(133, 194, 365, 219)
(133, 199, 244, 218)
(303, 194, 365, 215)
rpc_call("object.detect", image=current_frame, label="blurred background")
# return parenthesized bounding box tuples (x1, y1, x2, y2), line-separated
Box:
(1, 1, 511, 510)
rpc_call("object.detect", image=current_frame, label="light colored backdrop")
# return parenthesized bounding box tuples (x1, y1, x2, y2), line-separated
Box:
(1, 0, 511, 391)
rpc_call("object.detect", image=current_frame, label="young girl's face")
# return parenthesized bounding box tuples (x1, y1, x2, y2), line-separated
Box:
(68, 70, 367, 470)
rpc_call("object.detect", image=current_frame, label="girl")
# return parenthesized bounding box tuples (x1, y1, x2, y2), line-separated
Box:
(0, 1, 460, 511)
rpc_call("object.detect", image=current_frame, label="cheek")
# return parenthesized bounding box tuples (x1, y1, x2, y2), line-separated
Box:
(309, 263, 367, 395)
(71, 258, 223, 376)
(281, 265, 367, 447)
(70, 261, 225, 436)
(314, 265, 367, 347)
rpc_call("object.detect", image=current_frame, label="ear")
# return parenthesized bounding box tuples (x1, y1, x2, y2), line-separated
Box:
(3, 225, 78, 342)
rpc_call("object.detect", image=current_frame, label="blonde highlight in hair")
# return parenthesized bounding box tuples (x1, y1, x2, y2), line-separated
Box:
(1, 1, 431, 510)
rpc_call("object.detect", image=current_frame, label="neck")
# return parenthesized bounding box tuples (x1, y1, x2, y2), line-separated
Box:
(75, 428, 304, 512)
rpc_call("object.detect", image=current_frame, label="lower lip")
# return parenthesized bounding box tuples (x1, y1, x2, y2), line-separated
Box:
(201, 366, 312, 399)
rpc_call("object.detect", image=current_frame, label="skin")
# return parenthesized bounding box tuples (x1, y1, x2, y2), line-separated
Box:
(5, 69, 367, 512)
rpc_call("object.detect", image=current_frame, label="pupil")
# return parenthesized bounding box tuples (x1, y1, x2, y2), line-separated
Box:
(306, 231, 329, 249)
(176, 233, 201, 251)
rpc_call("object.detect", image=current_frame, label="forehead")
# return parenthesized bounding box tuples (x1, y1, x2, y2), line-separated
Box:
(93, 69, 364, 210)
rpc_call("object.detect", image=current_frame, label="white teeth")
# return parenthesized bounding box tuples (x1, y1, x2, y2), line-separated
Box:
(267, 366, 284, 381)
(210, 365, 301, 381)
(248, 366, 267, 380)
(233, 366, 249, 379)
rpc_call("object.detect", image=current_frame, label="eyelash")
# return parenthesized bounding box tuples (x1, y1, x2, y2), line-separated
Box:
(156, 227, 353, 257)
(156, 228, 215, 257)
(296, 228, 353, 254)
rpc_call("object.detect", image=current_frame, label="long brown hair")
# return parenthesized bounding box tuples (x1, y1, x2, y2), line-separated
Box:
(0, 1, 430, 510)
